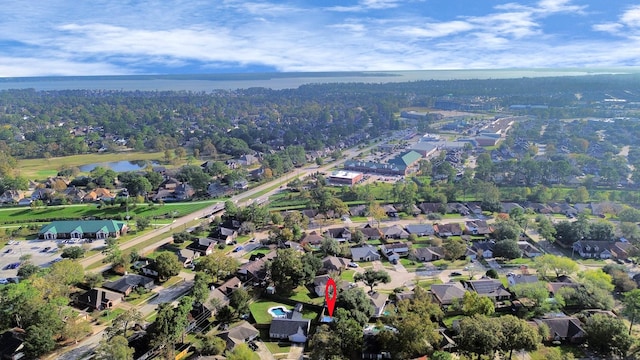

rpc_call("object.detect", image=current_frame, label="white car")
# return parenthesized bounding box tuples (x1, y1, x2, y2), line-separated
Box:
(348, 262, 359, 268)
(0, 278, 9, 285)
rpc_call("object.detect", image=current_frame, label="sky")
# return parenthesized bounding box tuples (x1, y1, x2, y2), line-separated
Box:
(1, 0, 640, 77)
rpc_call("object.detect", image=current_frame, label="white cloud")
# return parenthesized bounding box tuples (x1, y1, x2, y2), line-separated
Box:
(621, 5, 640, 28)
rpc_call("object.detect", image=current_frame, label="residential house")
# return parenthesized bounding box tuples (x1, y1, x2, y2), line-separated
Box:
(0, 190, 23, 204)
(83, 188, 114, 202)
(187, 303, 212, 333)
(446, 203, 470, 215)
(382, 225, 409, 239)
(500, 202, 523, 213)
(359, 225, 383, 240)
(362, 334, 393, 360)
(153, 178, 195, 202)
(405, 224, 435, 237)
(324, 227, 352, 243)
(237, 154, 259, 166)
(572, 241, 612, 259)
(217, 321, 260, 351)
(210, 227, 238, 245)
(472, 241, 495, 259)
(17, 198, 31, 206)
(463, 279, 511, 301)
(233, 180, 249, 190)
(518, 241, 543, 258)
(300, 231, 325, 248)
(349, 204, 367, 217)
(207, 277, 243, 310)
(39, 220, 128, 240)
(434, 223, 463, 237)
(350, 245, 381, 262)
(465, 220, 493, 236)
(269, 303, 311, 343)
(413, 247, 445, 262)
(380, 243, 411, 263)
(384, 205, 398, 217)
(283, 241, 304, 252)
(610, 241, 636, 260)
(76, 288, 123, 311)
(237, 252, 276, 283)
(103, 274, 155, 295)
(467, 203, 483, 215)
(141, 262, 160, 278)
(525, 202, 553, 214)
(430, 283, 467, 307)
(533, 317, 586, 344)
(321, 256, 350, 274)
(369, 292, 389, 317)
(177, 249, 200, 267)
(63, 186, 86, 203)
(31, 188, 55, 202)
(418, 202, 445, 214)
(187, 238, 218, 256)
(506, 274, 539, 287)
(0, 329, 25, 360)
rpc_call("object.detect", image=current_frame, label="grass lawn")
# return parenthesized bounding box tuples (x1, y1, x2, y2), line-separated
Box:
(399, 258, 422, 272)
(432, 259, 469, 269)
(249, 300, 319, 325)
(442, 314, 463, 328)
(366, 239, 382, 246)
(17, 151, 167, 179)
(95, 308, 125, 325)
(242, 248, 271, 260)
(340, 269, 355, 282)
(259, 329, 292, 355)
(0, 201, 218, 225)
(127, 291, 158, 306)
(289, 285, 324, 306)
(162, 275, 184, 288)
(415, 278, 443, 289)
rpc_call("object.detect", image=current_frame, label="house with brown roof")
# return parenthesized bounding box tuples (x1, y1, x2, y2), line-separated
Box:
(207, 277, 243, 311)
(419, 202, 445, 214)
(300, 231, 325, 247)
(610, 241, 636, 260)
(320, 256, 350, 273)
(324, 227, 352, 243)
(76, 288, 123, 311)
(369, 292, 389, 317)
(83, 188, 114, 202)
(413, 247, 445, 262)
(359, 225, 383, 240)
(382, 225, 409, 239)
(434, 223, 463, 237)
(237, 252, 276, 282)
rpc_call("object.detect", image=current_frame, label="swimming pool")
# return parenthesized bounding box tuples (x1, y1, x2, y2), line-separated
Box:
(268, 306, 291, 318)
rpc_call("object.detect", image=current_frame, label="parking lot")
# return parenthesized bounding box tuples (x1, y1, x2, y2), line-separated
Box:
(0, 238, 107, 278)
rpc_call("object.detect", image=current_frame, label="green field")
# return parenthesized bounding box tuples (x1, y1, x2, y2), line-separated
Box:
(17, 151, 168, 179)
(0, 201, 218, 225)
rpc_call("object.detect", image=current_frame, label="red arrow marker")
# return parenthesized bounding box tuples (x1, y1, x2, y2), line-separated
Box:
(325, 278, 337, 317)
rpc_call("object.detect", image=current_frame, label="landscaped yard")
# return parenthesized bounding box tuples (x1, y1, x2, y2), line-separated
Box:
(94, 308, 125, 325)
(259, 329, 292, 357)
(399, 258, 423, 272)
(127, 290, 158, 306)
(249, 300, 319, 325)
(340, 269, 355, 282)
(242, 248, 272, 260)
(289, 286, 324, 306)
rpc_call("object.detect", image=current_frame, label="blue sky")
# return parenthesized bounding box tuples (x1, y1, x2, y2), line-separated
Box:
(1, 0, 640, 76)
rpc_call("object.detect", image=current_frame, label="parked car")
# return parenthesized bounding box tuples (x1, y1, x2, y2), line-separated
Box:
(348, 262, 359, 268)
(0, 278, 8, 285)
(233, 246, 244, 253)
(450, 271, 463, 276)
(4, 248, 12, 254)
(41, 246, 51, 252)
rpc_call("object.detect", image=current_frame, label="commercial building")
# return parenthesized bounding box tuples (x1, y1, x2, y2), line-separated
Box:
(328, 171, 363, 185)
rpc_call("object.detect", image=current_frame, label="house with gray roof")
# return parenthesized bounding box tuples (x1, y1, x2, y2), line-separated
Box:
(405, 224, 435, 237)
(463, 279, 511, 301)
(413, 247, 445, 262)
(217, 321, 259, 351)
(103, 274, 155, 295)
(382, 225, 409, 239)
(369, 292, 389, 317)
(39, 220, 128, 240)
(350, 245, 381, 262)
(572, 241, 613, 259)
(533, 317, 586, 344)
(506, 274, 539, 287)
(430, 283, 467, 306)
(269, 304, 311, 343)
(76, 288, 123, 311)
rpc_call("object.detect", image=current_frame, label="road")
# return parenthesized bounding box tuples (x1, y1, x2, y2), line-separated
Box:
(57, 140, 385, 359)
(79, 140, 383, 270)
(55, 272, 195, 360)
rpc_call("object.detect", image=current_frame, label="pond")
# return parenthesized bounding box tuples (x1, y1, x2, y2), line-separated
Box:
(79, 160, 160, 173)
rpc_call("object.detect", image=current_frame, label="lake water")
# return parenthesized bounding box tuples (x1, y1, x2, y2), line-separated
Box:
(1, 68, 638, 91)
(78, 160, 159, 172)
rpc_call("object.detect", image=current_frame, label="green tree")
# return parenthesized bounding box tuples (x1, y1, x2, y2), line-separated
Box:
(578, 269, 614, 291)
(269, 248, 305, 295)
(309, 324, 342, 360)
(61, 316, 92, 343)
(443, 237, 467, 260)
(498, 315, 541, 359)
(534, 254, 578, 279)
(95, 335, 134, 360)
(368, 202, 386, 228)
(197, 334, 227, 355)
(301, 252, 322, 284)
(192, 272, 212, 305)
(493, 240, 522, 259)
(108, 308, 143, 338)
(511, 282, 559, 318)
(493, 219, 522, 241)
(456, 315, 502, 360)
(24, 324, 56, 358)
(535, 215, 556, 242)
(135, 217, 151, 231)
(61, 246, 85, 259)
(462, 291, 495, 316)
(17, 263, 40, 278)
(585, 314, 633, 357)
(320, 237, 341, 256)
(229, 288, 251, 316)
(154, 252, 182, 281)
(622, 289, 640, 335)
(195, 252, 239, 282)
(354, 269, 391, 293)
(431, 351, 452, 360)
(336, 287, 375, 326)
